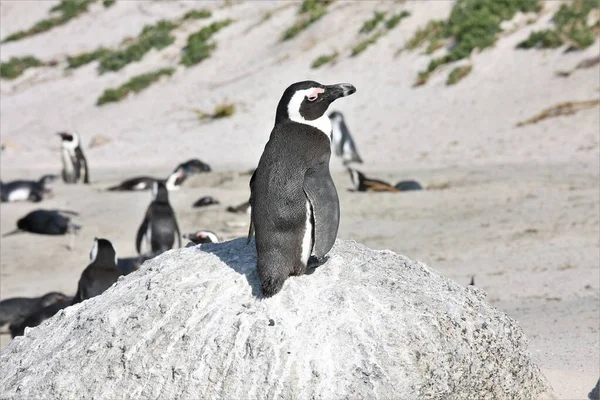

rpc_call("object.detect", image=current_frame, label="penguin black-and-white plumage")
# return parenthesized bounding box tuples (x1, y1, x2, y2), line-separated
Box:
(0, 174, 57, 203)
(193, 196, 220, 208)
(348, 168, 423, 192)
(248, 80, 356, 297)
(0, 292, 67, 327)
(3, 209, 81, 236)
(9, 296, 73, 338)
(135, 181, 181, 257)
(72, 238, 120, 304)
(57, 132, 89, 184)
(328, 111, 363, 165)
(107, 168, 188, 192)
(183, 230, 220, 244)
(173, 158, 211, 174)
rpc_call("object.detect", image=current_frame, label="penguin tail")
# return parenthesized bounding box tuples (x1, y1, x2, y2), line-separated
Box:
(2, 229, 22, 238)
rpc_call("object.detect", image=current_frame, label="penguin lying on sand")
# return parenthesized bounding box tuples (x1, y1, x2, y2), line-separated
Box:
(136, 181, 181, 257)
(0, 292, 67, 328)
(57, 132, 89, 184)
(192, 196, 220, 208)
(348, 168, 422, 192)
(72, 238, 121, 305)
(249, 80, 356, 297)
(226, 200, 251, 214)
(174, 158, 211, 174)
(9, 296, 74, 338)
(0, 174, 58, 203)
(3, 209, 81, 236)
(328, 111, 363, 165)
(183, 230, 220, 244)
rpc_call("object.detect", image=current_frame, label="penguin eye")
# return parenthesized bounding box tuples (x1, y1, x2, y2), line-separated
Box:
(307, 95, 318, 102)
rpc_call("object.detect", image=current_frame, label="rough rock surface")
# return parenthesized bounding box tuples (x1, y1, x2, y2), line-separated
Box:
(0, 239, 550, 399)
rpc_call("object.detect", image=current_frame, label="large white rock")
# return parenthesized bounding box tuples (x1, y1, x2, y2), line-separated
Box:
(0, 239, 550, 399)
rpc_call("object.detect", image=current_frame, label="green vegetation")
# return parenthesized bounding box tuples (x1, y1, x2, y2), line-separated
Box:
(99, 20, 178, 73)
(102, 0, 116, 7)
(360, 11, 387, 34)
(516, 99, 600, 127)
(411, 0, 541, 86)
(67, 48, 111, 68)
(517, 0, 599, 50)
(195, 102, 236, 120)
(311, 51, 338, 68)
(385, 10, 411, 30)
(0, 56, 44, 79)
(351, 32, 384, 56)
(181, 19, 233, 66)
(3, 0, 93, 43)
(405, 20, 446, 52)
(183, 9, 212, 20)
(96, 68, 174, 105)
(281, 0, 331, 41)
(446, 65, 472, 85)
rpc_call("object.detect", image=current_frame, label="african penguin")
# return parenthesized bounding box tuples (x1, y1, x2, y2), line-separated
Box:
(0, 174, 57, 203)
(72, 238, 121, 305)
(192, 196, 220, 208)
(173, 158, 211, 174)
(183, 230, 220, 244)
(9, 296, 74, 338)
(135, 181, 181, 257)
(226, 200, 251, 214)
(248, 80, 356, 297)
(328, 111, 363, 164)
(3, 209, 81, 236)
(57, 132, 89, 184)
(106, 167, 189, 192)
(348, 168, 399, 192)
(0, 292, 67, 328)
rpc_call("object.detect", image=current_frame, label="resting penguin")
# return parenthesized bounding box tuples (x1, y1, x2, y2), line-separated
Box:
(0, 174, 57, 203)
(57, 132, 89, 184)
(348, 168, 399, 192)
(106, 168, 187, 192)
(226, 200, 251, 214)
(328, 111, 363, 164)
(183, 230, 220, 244)
(72, 238, 121, 305)
(192, 196, 220, 208)
(0, 292, 67, 327)
(173, 158, 211, 174)
(248, 80, 356, 297)
(9, 296, 74, 338)
(135, 181, 181, 257)
(3, 209, 81, 236)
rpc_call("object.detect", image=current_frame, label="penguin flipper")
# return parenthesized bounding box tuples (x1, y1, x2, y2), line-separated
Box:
(135, 215, 149, 255)
(303, 165, 340, 258)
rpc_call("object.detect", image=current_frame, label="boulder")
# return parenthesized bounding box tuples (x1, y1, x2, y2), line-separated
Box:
(0, 239, 550, 399)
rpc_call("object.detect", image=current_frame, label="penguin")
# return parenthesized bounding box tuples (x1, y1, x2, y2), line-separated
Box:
(248, 80, 356, 297)
(3, 209, 81, 236)
(72, 238, 121, 305)
(192, 196, 220, 208)
(183, 230, 220, 244)
(328, 111, 363, 164)
(173, 158, 211, 174)
(0, 174, 57, 203)
(348, 168, 399, 192)
(57, 132, 89, 184)
(106, 168, 187, 192)
(135, 181, 181, 257)
(9, 296, 73, 338)
(0, 292, 67, 327)
(226, 200, 251, 214)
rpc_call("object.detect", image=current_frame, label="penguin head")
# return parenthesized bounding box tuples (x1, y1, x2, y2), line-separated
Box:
(40, 292, 68, 307)
(328, 111, 344, 124)
(276, 81, 356, 126)
(183, 230, 219, 244)
(57, 131, 80, 148)
(152, 181, 170, 203)
(347, 168, 364, 190)
(90, 237, 118, 267)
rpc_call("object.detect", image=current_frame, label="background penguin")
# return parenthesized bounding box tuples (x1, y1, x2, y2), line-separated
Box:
(135, 181, 181, 257)
(3, 209, 81, 236)
(192, 196, 220, 208)
(0, 174, 57, 203)
(226, 200, 251, 214)
(106, 165, 189, 192)
(249, 80, 356, 297)
(9, 296, 73, 338)
(0, 292, 67, 328)
(183, 230, 220, 244)
(57, 132, 89, 184)
(348, 168, 399, 192)
(173, 158, 211, 174)
(72, 238, 121, 305)
(328, 111, 363, 164)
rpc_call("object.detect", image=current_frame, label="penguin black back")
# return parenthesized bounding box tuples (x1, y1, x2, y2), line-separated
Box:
(249, 80, 356, 297)
(72, 238, 120, 305)
(10, 209, 79, 235)
(9, 297, 73, 338)
(0, 292, 67, 327)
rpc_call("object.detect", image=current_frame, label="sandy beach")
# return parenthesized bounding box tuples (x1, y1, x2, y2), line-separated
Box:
(1, 0, 599, 398)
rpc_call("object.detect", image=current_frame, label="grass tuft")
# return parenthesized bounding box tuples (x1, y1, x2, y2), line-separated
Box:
(0, 56, 44, 80)
(67, 48, 111, 69)
(516, 99, 600, 126)
(360, 11, 387, 34)
(195, 102, 236, 120)
(311, 51, 338, 68)
(96, 68, 174, 105)
(281, 0, 330, 41)
(102, 0, 116, 7)
(351, 32, 384, 56)
(446, 65, 472, 85)
(181, 19, 233, 66)
(385, 10, 411, 30)
(183, 9, 212, 20)
(3, 0, 92, 43)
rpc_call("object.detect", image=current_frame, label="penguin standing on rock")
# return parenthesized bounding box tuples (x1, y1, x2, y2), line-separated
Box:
(57, 132, 89, 184)
(136, 181, 181, 257)
(248, 80, 356, 297)
(72, 238, 121, 304)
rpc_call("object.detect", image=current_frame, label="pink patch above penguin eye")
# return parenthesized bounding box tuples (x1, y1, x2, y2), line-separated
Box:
(307, 87, 324, 102)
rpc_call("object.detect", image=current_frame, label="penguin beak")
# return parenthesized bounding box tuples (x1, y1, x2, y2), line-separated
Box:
(324, 83, 356, 101)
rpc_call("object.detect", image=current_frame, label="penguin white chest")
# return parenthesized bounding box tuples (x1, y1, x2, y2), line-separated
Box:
(301, 200, 314, 266)
(61, 148, 75, 173)
(7, 188, 31, 201)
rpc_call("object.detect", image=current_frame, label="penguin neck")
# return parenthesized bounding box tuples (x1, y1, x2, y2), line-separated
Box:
(286, 114, 332, 141)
